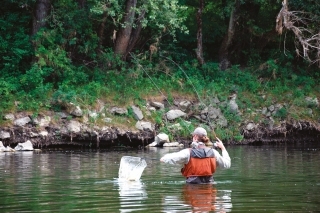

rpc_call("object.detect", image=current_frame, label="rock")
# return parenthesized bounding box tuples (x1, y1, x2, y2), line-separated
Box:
(147, 106, 156, 112)
(200, 114, 207, 120)
(150, 101, 164, 109)
(0, 131, 10, 139)
(0, 141, 5, 151)
(228, 94, 238, 113)
(275, 103, 283, 110)
(56, 112, 68, 119)
(30, 132, 39, 137)
(216, 117, 228, 127)
(163, 142, 181, 147)
(261, 107, 268, 115)
(150, 133, 170, 146)
(268, 105, 275, 112)
(146, 141, 158, 147)
(246, 122, 256, 131)
(14, 140, 34, 151)
(14, 117, 31, 126)
(110, 107, 128, 115)
(40, 131, 48, 137)
(179, 101, 191, 111)
(89, 111, 98, 119)
(68, 103, 83, 117)
(67, 120, 81, 133)
(131, 105, 144, 120)
(268, 117, 275, 130)
(166, 109, 186, 120)
(4, 113, 15, 121)
(33, 116, 51, 127)
(207, 107, 223, 119)
(135, 121, 154, 131)
(305, 97, 319, 107)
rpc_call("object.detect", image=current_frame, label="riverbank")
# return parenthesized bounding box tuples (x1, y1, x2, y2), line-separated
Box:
(1, 63, 319, 149)
(1, 94, 319, 149)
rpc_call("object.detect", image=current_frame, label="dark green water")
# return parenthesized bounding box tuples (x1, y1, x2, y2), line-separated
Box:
(0, 144, 319, 212)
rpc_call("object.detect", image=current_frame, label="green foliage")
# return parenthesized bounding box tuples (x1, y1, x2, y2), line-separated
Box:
(274, 108, 288, 120)
(0, 0, 319, 142)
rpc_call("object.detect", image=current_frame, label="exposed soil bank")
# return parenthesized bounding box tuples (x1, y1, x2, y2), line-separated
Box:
(1, 120, 319, 149)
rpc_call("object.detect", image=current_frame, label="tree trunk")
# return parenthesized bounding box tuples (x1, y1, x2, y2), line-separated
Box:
(31, 0, 51, 36)
(195, 0, 204, 66)
(98, 11, 109, 51)
(114, 0, 137, 58)
(125, 10, 145, 58)
(218, 0, 240, 70)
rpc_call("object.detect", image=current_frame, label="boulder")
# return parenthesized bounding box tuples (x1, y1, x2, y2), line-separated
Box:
(14, 117, 31, 126)
(150, 101, 164, 109)
(0, 131, 10, 139)
(246, 122, 256, 131)
(179, 101, 191, 112)
(4, 113, 15, 121)
(135, 121, 154, 131)
(131, 105, 144, 120)
(14, 140, 34, 151)
(147, 133, 170, 147)
(33, 116, 51, 127)
(110, 107, 128, 115)
(67, 120, 81, 133)
(146, 142, 158, 147)
(228, 94, 239, 114)
(166, 109, 186, 120)
(305, 97, 319, 107)
(65, 103, 83, 117)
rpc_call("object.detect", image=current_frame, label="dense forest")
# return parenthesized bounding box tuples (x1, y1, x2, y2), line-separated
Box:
(1, 0, 320, 144)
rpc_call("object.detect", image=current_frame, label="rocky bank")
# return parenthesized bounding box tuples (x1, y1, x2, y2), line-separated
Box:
(1, 95, 319, 149)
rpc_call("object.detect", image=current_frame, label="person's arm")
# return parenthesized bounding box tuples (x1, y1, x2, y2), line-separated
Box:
(214, 137, 231, 169)
(160, 148, 190, 165)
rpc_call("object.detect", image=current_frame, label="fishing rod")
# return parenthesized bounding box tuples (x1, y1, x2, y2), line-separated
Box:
(129, 52, 220, 142)
(158, 54, 221, 141)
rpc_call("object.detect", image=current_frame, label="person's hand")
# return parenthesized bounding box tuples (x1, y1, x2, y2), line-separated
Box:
(215, 137, 226, 150)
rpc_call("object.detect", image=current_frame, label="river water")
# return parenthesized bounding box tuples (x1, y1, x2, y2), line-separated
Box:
(0, 144, 319, 212)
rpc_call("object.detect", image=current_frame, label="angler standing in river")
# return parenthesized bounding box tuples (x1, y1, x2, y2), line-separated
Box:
(160, 127, 231, 184)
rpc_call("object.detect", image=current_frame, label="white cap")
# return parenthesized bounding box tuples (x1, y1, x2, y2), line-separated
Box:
(191, 127, 207, 136)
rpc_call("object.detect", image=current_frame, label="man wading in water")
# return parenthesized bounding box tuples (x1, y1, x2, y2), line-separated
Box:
(160, 127, 231, 184)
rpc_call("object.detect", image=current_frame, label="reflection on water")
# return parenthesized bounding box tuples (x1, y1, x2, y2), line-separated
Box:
(162, 184, 232, 213)
(0, 144, 320, 212)
(116, 179, 148, 212)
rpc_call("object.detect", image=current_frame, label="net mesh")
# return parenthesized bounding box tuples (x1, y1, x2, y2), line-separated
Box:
(118, 156, 147, 181)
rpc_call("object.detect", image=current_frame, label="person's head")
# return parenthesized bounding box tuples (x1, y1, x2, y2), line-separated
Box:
(192, 127, 209, 143)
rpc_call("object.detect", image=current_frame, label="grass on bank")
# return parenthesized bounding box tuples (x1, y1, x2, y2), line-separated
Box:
(0, 60, 319, 142)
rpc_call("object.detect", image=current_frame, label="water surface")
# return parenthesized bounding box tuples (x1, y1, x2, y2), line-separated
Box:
(0, 144, 319, 212)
